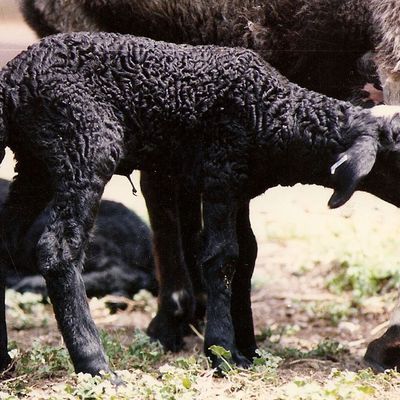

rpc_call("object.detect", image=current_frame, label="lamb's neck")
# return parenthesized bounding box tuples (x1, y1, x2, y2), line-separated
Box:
(252, 84, 367, 190)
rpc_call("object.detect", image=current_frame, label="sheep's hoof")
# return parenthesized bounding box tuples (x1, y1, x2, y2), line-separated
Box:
(147, 312, 185, 352)
(364, 325, 400, 371)
(74, 358, 112, 376)
(232, 351, 253, 369)
(209, 348, 252, 374)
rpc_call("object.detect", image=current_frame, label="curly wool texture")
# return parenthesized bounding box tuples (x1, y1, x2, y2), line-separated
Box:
(0, 32, 390, 201)
(20, 0, 373, 100)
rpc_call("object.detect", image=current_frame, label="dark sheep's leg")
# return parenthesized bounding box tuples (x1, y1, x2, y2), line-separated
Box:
(36, 176, 111, 375)
(201, 200, 251, 369)
(231, 201, 258, 360)
(178, 184, 206, 323)
(141, 172, 194, 352)
(364, 297, 400, 371)
(32, 107, 123, 375)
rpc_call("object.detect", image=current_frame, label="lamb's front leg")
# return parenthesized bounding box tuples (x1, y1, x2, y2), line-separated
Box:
(201, 201, 251, 369)
(231, 202, 258, 360)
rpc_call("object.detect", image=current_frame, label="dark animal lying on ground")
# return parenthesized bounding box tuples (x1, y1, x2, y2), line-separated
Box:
(1, 33, 400, 375)
(20, 0, 392, 362)
(0, 177, 157, 299)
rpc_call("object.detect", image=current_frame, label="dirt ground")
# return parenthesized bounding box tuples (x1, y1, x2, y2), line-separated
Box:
(1, 3, 400, 399)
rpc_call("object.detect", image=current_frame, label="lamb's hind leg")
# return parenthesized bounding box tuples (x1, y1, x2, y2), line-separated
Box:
(36, 174, 112, 375)
(34, 112, 122, 374)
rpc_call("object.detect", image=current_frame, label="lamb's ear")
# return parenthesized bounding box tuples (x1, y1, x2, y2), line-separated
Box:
(328, 136, 378, 209)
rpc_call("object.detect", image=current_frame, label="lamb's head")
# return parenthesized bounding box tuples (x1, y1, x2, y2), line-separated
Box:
(328, 105, 400, 209)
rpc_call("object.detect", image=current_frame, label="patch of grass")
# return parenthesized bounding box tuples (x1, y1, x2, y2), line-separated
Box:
(0, 341, 72, 398)
(278, 368, 400, 400)
(327, 254, 400, 299)
(263, 199, 400, 299)
(301, 299, 357, 326)
(15, 341, 72, 378)
(2, 340, 399, 399)
(100, 329, 164, 371)
(256, 324, 301, 343)
(265, 339, 347, 361)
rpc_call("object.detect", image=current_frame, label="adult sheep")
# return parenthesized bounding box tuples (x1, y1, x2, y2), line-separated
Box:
(20, 0, 375, 101)
(19, 0, 387, 353)
(0, 33, 399, 374)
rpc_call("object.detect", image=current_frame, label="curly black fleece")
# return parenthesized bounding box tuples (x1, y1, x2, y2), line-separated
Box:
(1, 176, 157, 299)
(1, 32, 399, 375)
(0, 33, 380, 197)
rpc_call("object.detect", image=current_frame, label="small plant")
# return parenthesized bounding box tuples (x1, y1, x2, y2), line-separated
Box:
(256, 324, 301, 343)
(15, 340, 72, 378)
(101, 329, 164, 371)
(208, 345, 235, 373)
(251, 349, 282, 382)
(327, 257, 400, 299)
(267, 339, 347, 361)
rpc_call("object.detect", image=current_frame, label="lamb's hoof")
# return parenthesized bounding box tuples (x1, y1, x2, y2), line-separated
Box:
(238, 345, 258, 361)
(232, 351, 253, 369)
(74, 357, 112, 376)
(147, 312, 185, 352)
(364, 325, 400, 371)
(209, 348, 252, 374)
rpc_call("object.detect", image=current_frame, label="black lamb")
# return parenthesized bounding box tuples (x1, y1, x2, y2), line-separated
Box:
(1, 177, 157, 299)
(19, 0, 389, 357)
(0, 33, 400, 375)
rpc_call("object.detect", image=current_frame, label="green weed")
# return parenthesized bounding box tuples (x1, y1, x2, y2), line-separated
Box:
(101, 329, 164, 371)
